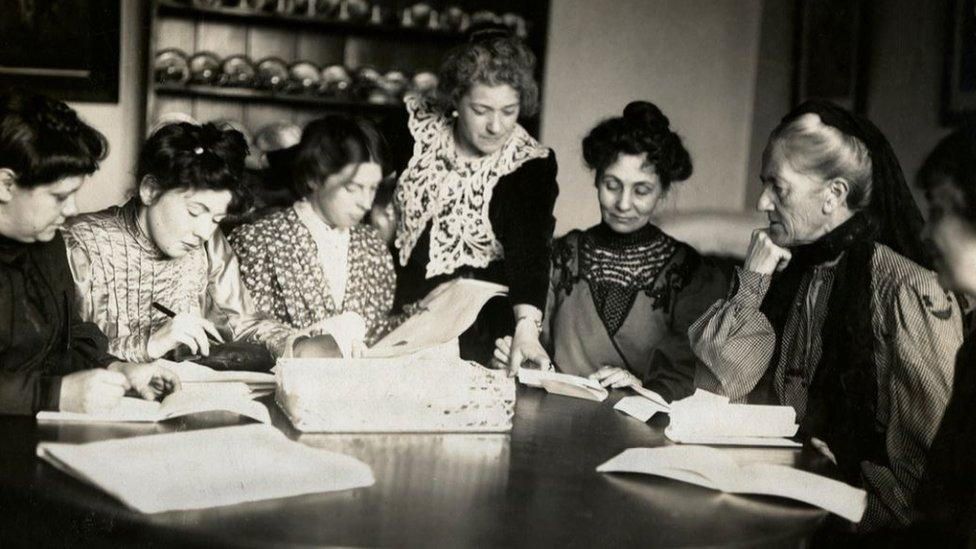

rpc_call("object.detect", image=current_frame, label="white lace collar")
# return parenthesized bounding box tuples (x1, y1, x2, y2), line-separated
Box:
(394, 95, 549, 278)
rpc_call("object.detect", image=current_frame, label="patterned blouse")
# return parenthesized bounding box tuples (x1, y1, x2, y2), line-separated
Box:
(229, 205, 396, 345)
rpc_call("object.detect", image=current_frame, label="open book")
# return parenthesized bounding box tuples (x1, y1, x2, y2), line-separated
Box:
(36, 383, 271, 424)
(366, 279, 507, 358)
(597, 446, 866, 522)
(158, 359, 276, 397)
(36, 424, 374, 513)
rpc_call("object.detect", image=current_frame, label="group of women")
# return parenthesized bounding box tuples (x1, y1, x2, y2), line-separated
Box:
(3, 24, 976, 543)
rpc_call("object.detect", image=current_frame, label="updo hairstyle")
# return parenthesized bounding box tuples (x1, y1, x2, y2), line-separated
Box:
(137, 122, 250, 214)
(434, 25, 539, 117)
(766, 112, 873, 210)
(287, 114, 387, 200)
(582, 101, 692, 191)
(0, 89, 107, 188)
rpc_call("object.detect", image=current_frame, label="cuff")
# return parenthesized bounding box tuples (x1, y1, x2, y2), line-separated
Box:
(730, 267, 772, 307)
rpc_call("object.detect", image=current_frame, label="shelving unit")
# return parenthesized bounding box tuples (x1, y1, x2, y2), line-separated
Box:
(146, 0, 550, 138)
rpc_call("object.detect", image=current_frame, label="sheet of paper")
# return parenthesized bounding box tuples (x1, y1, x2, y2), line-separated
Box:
(366, 279, 507, 358)
(664, 427, 802, 448)
(596, 446, 866, 522)
(36, 424, 375, 513)
(516, 368, 608, 401)
(614, 396, 668, 422)
(629, 385, 670, 410)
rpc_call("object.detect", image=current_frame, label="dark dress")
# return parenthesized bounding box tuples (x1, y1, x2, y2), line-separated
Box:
(0, 232, 115, 415)
(392, 96, 558, 365)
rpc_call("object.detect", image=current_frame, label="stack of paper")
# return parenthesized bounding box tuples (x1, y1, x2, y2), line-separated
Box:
(597, 446, 865, 522)
(160, 359, 276, 397)
(666, 390, 800, 447)
(36, 424, 374, 513)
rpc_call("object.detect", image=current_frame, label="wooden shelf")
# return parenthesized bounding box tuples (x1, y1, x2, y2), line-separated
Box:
(157, 1, 465, 43)
(155, 83, 404, 112)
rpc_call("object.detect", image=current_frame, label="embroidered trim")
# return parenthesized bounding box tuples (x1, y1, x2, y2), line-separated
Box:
(394, 94, 550, 278)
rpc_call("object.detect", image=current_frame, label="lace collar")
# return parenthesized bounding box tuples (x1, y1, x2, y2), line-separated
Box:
(394, 94, 550, 278)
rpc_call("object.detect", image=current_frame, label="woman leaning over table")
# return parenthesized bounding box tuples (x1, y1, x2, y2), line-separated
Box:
(392, 26, 558, 369)
(229, 115, 396, 357)
(493, 101, 726, 402)
(63, 122, 335, 368)
(0, 90, 178, 415)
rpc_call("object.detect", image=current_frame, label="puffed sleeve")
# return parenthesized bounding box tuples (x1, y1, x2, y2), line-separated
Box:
(857, 275, 961, 530)
(204, 231, 298, 358)
(644, 251, 728, 402)
(688, 266, 778, 401)
(491, 153, 559, 311)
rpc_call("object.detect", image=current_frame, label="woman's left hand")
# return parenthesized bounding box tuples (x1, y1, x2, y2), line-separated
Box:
(507, 318, 551, 376)
(109, 360, 182, 401)
(589, 365, 641, 389)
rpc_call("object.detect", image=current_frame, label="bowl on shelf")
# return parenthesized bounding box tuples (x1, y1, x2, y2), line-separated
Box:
(219, 55, 257, 88)
(255, 57, 290, 91)
(288, 61, 322, 93)
(439, 6, 468, 33)
(402, 2, 433, 29)
(319, 64, 353, 97)
(153, 49, 191, 85)
(188, 52, 223, 85)
(410, 71, 438, 95)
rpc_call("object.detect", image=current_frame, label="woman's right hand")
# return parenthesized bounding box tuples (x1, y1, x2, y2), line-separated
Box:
(59, 369, 131, 413)
(147, 313, 225, 358)
(491, 335, 513, 370)
(743, 229, 792, 275)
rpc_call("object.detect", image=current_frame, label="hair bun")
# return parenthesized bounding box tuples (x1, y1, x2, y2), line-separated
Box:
(623, 100, 670, 133)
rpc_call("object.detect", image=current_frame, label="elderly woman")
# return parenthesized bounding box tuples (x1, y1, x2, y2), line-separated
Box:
(689, 101, 962, 531)
(64, 122, 331, 368)
(229, 115, 395, 356)
(903, 128, 976, 544)
(0, 90, 177, 415)
(392, 27, 558, 368)
(493, 101, 725, 402)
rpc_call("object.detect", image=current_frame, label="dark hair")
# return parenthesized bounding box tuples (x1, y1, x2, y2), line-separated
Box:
(434, 26, 539, 117)
(137, 122, 250, 214)
(0, 89, 107, 188)
(288, 115, 387, 199)
(582, 101, 692, 191)
(917, 127, 976, 226)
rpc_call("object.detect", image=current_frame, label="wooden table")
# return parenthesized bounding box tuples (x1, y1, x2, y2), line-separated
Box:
(0, 388, 830, 547)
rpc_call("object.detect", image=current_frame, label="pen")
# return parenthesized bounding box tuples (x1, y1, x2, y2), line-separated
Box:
(151, 301, 222, 344)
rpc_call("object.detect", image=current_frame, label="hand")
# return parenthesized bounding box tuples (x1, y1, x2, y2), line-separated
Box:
(147, 313, 224, 358)
(293, 334, 342, 358)
(110, 361, 181, 401)
(589, 365, 641, 389)
(744, 229, 792, 275)
(491, 335, 513, 370)
(58, 369, 131, 413)
(507, 319, 551, 377)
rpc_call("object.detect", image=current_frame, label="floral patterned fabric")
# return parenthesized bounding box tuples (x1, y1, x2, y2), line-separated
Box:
(229, 206, 396, 345)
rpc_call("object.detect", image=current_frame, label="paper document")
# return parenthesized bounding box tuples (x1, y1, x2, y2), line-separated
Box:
(158, 359, 275, 386)
(517, 368, 608, 402)
(597, 446, 866, 522)
(36, 424, 374, 513)
(366, 279, 507, 358)
(614, 396, 668, 422)
(667, 389, 799, 443)
(36, 385, 271, 424)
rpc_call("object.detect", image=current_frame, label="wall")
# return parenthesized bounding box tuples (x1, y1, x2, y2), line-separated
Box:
(70, 0, 146, 213)
(540, 0, 764, 236)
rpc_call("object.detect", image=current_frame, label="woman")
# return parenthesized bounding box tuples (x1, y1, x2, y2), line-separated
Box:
(689, 101, 962, 531)
(906, 128, 976, 544)
(63, 122, 331, 367)
(0, 90, 177, 415)
(393, 26, 558, 369)
(493, 101, 725, 402)
(229, 115, 395, 356)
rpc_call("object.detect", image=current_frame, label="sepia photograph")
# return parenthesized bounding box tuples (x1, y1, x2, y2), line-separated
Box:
(0, 0, 973, 546)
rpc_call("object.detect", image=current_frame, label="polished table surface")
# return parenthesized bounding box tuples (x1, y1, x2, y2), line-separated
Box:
(0, 388, 830, 547)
